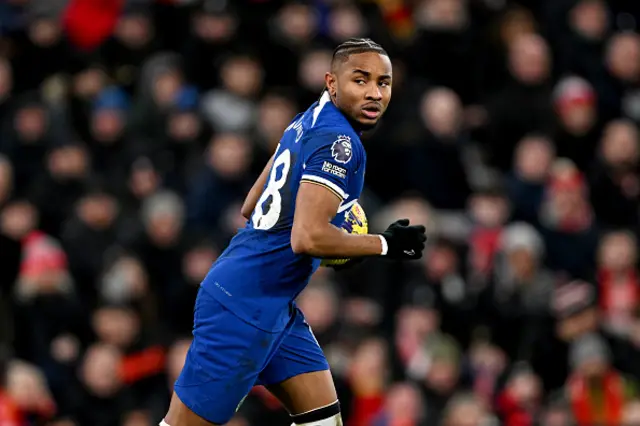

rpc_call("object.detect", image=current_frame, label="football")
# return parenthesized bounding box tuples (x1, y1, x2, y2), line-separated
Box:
(321, 201, 368, 267)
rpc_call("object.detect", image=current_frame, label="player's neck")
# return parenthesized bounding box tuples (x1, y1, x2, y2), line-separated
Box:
(344, 115, 366, 135)
(327, 93, 365, 135)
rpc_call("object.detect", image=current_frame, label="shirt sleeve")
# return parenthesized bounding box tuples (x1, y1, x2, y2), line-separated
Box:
(300, 131, 358, 201)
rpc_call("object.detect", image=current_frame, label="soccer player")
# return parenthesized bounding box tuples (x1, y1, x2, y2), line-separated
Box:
(162, 38, 427, 426)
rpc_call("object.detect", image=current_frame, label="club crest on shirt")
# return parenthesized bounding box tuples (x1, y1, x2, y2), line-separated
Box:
(331, 135, 353, 164)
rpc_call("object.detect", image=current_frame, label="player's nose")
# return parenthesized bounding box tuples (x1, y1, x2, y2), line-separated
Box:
(365, 84, 383, 101)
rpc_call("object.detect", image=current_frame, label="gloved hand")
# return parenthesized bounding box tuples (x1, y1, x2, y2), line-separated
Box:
(379, 219, 427, 260)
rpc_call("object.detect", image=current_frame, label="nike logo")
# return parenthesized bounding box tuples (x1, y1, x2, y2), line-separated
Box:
(404, 250, 415, 256)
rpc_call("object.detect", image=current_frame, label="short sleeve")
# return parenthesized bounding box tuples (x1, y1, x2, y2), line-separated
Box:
(300, 131, 358, 201)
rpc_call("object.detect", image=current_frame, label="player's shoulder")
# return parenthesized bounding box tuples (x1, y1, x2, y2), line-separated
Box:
(295, 92, 363, 163)
(304, 123, 360, 147)
(302, 126, 362, 168)
(303, 113, 362, 156)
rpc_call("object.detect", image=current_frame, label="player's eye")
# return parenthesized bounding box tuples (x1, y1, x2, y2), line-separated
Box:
(379, 81, 390, 87)
(355, 79, 366, 85)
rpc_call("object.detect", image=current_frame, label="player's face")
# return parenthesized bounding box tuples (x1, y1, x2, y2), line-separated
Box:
(331, 52, 392, 130)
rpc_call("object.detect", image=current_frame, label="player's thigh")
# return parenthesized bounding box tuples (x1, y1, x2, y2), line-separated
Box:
(173, 288, 280, 424)
(267, 370, 338, 416)
(166, 391, 221, 426)
(259, 312, 336, 414)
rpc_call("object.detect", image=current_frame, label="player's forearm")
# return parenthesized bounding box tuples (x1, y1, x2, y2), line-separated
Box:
(241, 154, 275, 219)
(241, 185, 263, 219)
(291, 224, 383, 257)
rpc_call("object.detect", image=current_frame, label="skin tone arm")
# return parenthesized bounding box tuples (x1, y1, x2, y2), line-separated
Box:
(291, 182, 383, 257)
(241, 154, 275, 219)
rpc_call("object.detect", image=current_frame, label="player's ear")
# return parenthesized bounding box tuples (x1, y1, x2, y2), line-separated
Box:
(325, 72, 337, 97)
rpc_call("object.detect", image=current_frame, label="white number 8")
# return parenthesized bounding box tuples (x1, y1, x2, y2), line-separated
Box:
(252, 149, 292, 230)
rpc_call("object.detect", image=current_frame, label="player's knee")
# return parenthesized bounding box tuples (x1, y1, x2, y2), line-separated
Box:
(290, 400, 342, 425)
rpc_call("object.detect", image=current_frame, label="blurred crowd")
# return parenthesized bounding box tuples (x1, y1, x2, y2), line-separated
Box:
(2, 0, 640, 425)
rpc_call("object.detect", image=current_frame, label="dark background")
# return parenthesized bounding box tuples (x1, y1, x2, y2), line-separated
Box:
(2, 0, 640, 425)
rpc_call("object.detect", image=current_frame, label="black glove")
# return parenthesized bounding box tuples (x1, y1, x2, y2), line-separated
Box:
(380, 218, 427, 260)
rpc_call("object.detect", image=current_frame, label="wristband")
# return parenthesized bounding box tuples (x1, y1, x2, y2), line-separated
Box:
(378, 235, 388, 256)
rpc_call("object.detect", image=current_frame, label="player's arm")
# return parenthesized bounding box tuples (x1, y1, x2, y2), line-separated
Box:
(291, 182, 384, 257)
(241, 154, 275, 219)
(292, 131, 427, 259)
(291, 184, 427, 259)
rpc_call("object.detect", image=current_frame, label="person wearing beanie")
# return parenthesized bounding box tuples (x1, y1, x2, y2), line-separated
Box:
(566, 333, 638, 426)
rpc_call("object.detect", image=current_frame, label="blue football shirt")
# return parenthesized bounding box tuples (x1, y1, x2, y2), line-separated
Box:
(200, 91, 367, 332)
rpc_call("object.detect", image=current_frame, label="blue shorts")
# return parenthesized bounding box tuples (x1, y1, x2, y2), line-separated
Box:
(174, 287, 329, 424)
